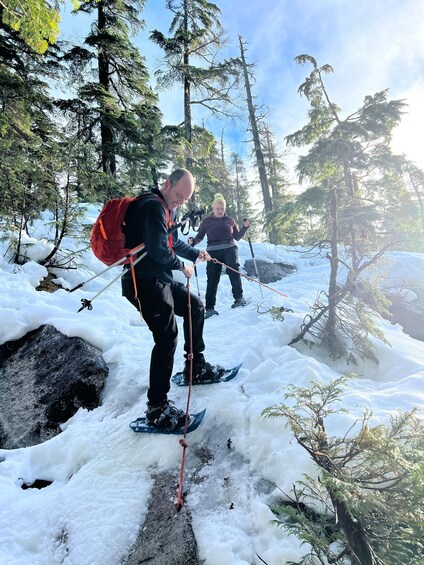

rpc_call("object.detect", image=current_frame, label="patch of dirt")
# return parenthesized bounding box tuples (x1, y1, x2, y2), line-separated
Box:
(36, 272, 60, 292)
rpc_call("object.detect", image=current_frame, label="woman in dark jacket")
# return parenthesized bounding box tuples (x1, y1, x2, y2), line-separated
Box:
(190, 193, 250, 318)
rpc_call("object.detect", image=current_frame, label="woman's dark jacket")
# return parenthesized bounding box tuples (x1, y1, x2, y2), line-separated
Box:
(193, 214, 248, 251)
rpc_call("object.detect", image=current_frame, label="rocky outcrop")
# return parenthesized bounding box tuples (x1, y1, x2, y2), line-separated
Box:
(0, 324, 108, 449)
(243, 259, 296, 283)
(124, 471, 199, 565)
(352, 281, 424, 343)
(389, 303, 424, 341)
(0, 325, 202, 564)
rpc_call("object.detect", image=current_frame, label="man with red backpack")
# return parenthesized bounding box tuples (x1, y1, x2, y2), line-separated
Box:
(121, 168, 221, 431)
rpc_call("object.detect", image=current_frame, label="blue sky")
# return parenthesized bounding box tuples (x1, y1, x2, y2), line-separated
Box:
(59, 0, 424, 180)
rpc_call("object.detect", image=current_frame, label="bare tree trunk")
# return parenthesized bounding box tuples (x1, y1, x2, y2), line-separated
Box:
(41, 174, 71, 266)
(330, 498, 375, 565)
(238, 36, 276, 243)
(220, 128, 225, 164)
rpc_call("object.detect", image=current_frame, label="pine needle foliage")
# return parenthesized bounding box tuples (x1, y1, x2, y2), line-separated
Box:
(286, 55, 413, 362)
(150, 0, 240, 169)
(298, 288, 388, 365)
(263, 377, 424, 565)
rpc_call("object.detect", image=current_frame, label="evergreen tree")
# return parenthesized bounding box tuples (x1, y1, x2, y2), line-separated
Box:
(259, 121, 291, 242)
(228, 152, 256, 232)
(260, 123, 289, 205)
(189, 125, 223, 208)
(286, 55, 407, 362)
(238, 36, 278, 243)
(263, 377, 424, 565)
(154, 123, 229, 218)
(150, 0, 240, 170)
(271, 186, 326, 245)
(62, 0, 162, 199)
(0, 17, 64, 261)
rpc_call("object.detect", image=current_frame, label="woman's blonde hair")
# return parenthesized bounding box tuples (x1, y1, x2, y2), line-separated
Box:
(212, 192, 226, 208)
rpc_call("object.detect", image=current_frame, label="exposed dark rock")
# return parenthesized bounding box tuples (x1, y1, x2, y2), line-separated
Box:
(350, 281, 424, 343)
(243, 259, 296, 284)
(389, 303, 424, 341)
(20, 479, 53, 490)
(123, 471, 199, 565)
(0, 324, 108, 449)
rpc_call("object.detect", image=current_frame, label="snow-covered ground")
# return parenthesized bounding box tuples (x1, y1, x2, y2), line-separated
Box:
(1, 205, 423, 565)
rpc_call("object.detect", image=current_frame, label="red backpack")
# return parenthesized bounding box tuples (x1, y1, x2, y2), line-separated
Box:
(90, 194, 171, 266)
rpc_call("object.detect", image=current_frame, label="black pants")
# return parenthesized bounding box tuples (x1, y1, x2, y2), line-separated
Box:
(205, 246, 243, 310)
(122, 276, 205, 405)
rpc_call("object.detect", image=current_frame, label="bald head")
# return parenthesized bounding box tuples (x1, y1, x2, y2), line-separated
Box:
(160, 168, 195, 210)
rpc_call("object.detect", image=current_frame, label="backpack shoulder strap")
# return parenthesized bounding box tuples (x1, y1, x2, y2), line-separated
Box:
(124, 192, 174, 251)
(128, 192, 171, 225)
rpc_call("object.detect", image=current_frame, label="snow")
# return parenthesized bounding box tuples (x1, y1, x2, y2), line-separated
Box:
(1, 207, 423, 565)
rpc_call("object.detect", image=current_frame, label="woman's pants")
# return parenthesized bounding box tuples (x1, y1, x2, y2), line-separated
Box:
(205, 246, 243, 310)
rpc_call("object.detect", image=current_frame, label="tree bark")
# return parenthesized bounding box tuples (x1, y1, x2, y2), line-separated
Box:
(183, 0, 192, 170)
(326, 184, 339, 348)
(97, 1, 116, 179)
(238, 36, 276, 242)
(301, 429, 376, 565)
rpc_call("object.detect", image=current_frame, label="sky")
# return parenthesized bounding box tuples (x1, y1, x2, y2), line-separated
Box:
(58, 0, 424, 183)
(1, 207, 424, 564)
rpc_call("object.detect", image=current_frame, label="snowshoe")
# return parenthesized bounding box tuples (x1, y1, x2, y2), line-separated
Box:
(172, 363, 242, 386)
(130, 409, 206, 435)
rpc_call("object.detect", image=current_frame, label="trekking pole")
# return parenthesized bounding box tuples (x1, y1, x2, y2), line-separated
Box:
(247, 236, 264, 299)
(67, 244, 146, 293)
(193, 265, 201, 298)
(77, 250, 147, 312)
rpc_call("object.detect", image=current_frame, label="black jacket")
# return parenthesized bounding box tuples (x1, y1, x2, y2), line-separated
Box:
(122, 187, 199, 284)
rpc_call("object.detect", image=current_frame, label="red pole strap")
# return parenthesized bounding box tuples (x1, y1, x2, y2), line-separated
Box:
(176, 276, 194, 510)
(211, 258, 288, 298)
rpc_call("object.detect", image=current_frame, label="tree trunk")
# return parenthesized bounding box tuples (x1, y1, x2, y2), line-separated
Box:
(343, 162, 359, 272)
(306, 431, 376, 565)
(408, 169, 424, 238)
(234, 156, 242, 221)
(238, 36, 276, 242)
(326, 184, 339, 349)
(330, 497, 375, 565)
(183, 0, 192, 170)
(97, 1, 116, 179)
(14, 183, 27, 265)
(41, 175, 71, 267)
(263, 125, 278, 199)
